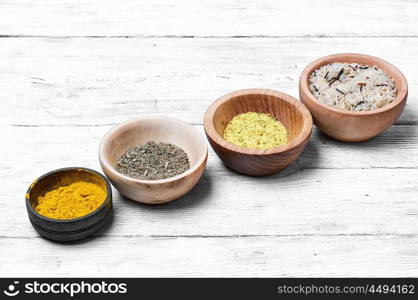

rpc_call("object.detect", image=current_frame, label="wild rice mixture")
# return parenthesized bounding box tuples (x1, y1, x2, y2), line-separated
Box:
(309, 63, 397, 111)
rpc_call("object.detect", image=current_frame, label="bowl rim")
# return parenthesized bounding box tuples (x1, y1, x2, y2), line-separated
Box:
(203, 88, 313, 155)
(26, 167, 112, 223)
(299, 53, 408, 116)
(99, 116, 208, 185)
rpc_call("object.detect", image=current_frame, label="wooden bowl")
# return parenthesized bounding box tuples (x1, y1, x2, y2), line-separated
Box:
(26, 167, 112, 242)
(204, 89, 313, 176)
(299, 53, 408, 142)
(99, 117, 208, 204)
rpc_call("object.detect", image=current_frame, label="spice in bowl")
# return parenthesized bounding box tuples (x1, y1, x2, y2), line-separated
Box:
(223, 112, 288, 150)
(115, 141, 190, 180)
(33, 175, 107, 220)
(309, 62, 397, 111)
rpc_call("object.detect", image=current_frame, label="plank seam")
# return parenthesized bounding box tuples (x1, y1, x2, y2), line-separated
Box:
(1, 233, 418, 239)
(7, 123, 417, 127)
(1, 34, 418, 39)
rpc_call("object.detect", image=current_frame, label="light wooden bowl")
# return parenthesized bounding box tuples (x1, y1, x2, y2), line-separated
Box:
(204, 89, 313, 176)
(99, 117, 208, 204)
(299, 53, 408, 142)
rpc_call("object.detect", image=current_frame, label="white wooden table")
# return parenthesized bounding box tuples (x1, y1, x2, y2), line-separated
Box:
(1, 0, 417, 277)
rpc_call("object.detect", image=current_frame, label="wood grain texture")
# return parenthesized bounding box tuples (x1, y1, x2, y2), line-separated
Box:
(0, 0, 417, 37)
(1, 235, 418, 277)
(1, 0, 418, 277)
(204, 89, 312, 175)
(1, 127, 417, 239)
(4, 167, 418, 238)
(0, 37, 417, 127)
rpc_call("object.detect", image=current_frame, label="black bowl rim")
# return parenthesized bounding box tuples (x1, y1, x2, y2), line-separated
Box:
(26, 167, 112, 223)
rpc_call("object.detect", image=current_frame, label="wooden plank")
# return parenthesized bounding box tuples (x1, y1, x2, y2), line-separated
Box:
(1, 0, 418, 277)
(1, 235, 417, 277)
(0, 37, 417, 126)
(0, 0, 417, 37)
(7, 167, 418, 236)
(2, 124, 417, 237)
(1, 125, 416, 172)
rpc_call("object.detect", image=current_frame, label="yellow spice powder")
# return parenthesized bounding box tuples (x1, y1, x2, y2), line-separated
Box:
(223, 112, 288, 150)
(34, 181, 106, 220)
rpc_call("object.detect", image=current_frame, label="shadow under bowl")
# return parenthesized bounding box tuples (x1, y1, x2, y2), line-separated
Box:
(203, 89, 313, 176)
(99, 116, 208, 204)
(299, 53, 408, 142)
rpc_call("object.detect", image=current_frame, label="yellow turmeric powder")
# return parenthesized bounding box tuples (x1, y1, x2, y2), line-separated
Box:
(34, 181, 106, 220)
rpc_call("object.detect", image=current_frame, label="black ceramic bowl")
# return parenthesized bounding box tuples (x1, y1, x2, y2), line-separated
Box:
(26, 167, 112, 242)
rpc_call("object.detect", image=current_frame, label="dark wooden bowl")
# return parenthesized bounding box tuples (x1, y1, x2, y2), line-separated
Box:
(26, 167, 113, 242)
(299, 53, 408, 142)
(204, 89, 313, 176)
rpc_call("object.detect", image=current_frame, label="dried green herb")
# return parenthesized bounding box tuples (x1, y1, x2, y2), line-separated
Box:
(115, 141, 190, 180)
